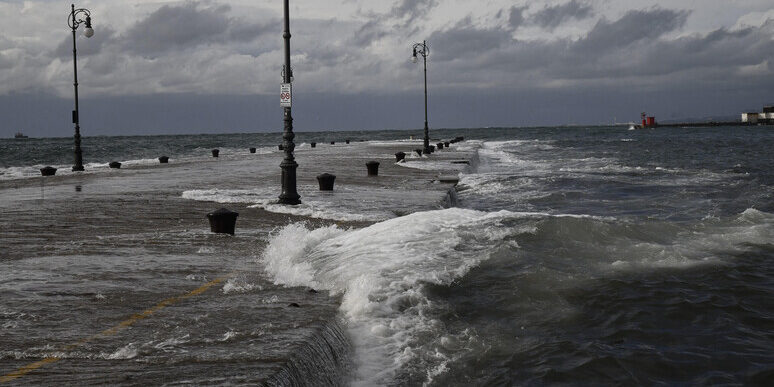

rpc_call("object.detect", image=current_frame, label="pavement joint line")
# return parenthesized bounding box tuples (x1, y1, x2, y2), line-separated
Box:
(0, 275, 230, 383)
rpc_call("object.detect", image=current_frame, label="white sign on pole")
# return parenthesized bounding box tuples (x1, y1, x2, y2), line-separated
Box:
(280, 83, 292, 107)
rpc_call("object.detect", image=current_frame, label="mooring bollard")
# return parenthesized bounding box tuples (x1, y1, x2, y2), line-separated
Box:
(415, 148, 423, 157)
(311, 142, 317, 148)
(366, 161, 380, 176)
(395, 152, 406, 162)
(346, 139, 350, 144)
(249, 147, 256, 153)
(212, 149, 220, 157)
(159, 156, 169, 163)
(317, 173, 336, 191)
(437, 142, 444, 150)
(444, 141, 450, 148)
(40, 166, 57, 176)
(330, 141, 335, 145)
(206, 208, 239, 235)
(428, 145, 436, 153)
(109, 161, 122, 169)
(278, 144, 284, 151)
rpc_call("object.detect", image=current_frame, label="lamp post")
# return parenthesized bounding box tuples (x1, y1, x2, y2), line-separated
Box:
(278, 0, 300, 205)
(68, 4, 94, 172)
(412, 40, 430, 154)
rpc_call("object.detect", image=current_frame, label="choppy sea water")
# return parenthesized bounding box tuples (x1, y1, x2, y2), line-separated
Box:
(3, 126, 774, 385)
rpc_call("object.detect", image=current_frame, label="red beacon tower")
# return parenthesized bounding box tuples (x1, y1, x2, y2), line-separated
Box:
(641, 112, 657, 128)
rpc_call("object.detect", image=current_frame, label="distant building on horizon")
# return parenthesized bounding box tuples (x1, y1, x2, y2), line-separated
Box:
(742, 106, 774, 124)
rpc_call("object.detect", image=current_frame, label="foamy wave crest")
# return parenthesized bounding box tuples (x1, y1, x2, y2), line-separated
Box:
(260, 208, 531, 385)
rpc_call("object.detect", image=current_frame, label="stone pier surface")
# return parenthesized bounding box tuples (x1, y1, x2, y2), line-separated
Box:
(0, 140, 476, 385)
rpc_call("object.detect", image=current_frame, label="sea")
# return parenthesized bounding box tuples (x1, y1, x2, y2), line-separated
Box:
(2, 126, 774, 385)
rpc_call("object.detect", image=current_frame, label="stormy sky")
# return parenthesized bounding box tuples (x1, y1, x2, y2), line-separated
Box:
(1, 0, 773, 137)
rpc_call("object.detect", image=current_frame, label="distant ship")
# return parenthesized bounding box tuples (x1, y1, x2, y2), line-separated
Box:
(14, 132, 29, 139)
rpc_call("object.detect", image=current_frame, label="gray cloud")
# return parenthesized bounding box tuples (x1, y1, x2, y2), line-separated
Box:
(576, 8, 690, 52)
(532, 0, 593, 30)
(53, 27, 118, 59)
(350, 20, 388, 47)
(390, 0, 438, 19)
(347, 0, 439, 48)
(422, 7, 772, 97)
(509, 6, 528, 29)
(428, 18, 511, 61)
(123, 2, 273, 56)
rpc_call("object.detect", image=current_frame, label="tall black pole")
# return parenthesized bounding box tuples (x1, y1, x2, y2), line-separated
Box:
(422, 39, 429, 154)
(278, 0, 300, 205)
(71, 4, 84, 171)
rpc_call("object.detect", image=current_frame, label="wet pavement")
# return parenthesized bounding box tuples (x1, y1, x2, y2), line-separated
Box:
(0, 140, 473, 385)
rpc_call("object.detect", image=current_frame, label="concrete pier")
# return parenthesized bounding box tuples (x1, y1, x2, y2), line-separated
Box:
(0, 140, 476, 385)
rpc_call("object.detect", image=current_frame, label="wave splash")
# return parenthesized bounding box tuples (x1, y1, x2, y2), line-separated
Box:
(260, 208, 528, 385)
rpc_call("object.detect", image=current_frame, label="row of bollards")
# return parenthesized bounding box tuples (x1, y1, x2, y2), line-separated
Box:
(39, 156, 170, 176)
(37, 137, 376, 176)
(206, 136, 465, 235)
(207, 159, 378, 235)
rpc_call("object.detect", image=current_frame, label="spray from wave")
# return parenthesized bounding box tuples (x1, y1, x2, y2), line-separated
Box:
(259, 208, 530, 385)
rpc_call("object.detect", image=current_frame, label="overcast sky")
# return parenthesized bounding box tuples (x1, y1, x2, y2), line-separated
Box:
(1, 0, 773, 137)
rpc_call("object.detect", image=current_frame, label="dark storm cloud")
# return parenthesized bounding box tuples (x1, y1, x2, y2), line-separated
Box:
(428, 18, 511, 61)
(508, 6, 528, 29)
(576, 8, 690, 52)
(123, 2, 273, 56)
(532, 0, 593, 30)
(0, 53, 13, 70)
(390, 0, 438, 19)
(350, 20, 388, 47)
(347, 0, 439, 47)
(53, 27, 118, 58)
(425, 6, 773, 92)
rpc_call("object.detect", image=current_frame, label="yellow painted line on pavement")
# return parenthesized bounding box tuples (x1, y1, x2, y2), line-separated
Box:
(1, 276, 228, 383)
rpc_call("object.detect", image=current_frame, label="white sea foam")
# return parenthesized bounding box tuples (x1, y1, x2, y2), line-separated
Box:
(260, 208, 532, 385)
(220, 330, 238, 341)
(221, 278, 262, 294)
(107, 343, 139, 360)
(154, 335, 190, 351)
(183, 185, 446, 222)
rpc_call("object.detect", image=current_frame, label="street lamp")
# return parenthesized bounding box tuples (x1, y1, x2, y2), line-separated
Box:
(411, 40, 430, 154)
(278, 0, 300, 205)
(68, 4, 94, 172)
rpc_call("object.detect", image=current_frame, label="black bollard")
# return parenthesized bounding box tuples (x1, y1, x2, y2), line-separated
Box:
(317, 173, 336, 191)
(278, 144, 284, 151)
(428, 145, 436, 153)
(311, 142, 317, 148)
(415, 148, 423, 157)
(206, 208, 239, 235)
(437, 142, 444, 150)
(40, 166, 57, 176)
(366, 161, 380, 176)
(330, 141, 335, 145)
(159, 156, 169, 163)
(109, 161, 122, 169)
(444, 141, 450, 148)
(249, 147, 256, 153)
(212, 149, 220, 157)
(395, 152, 406, 162)
(346, 139, 350, 144)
